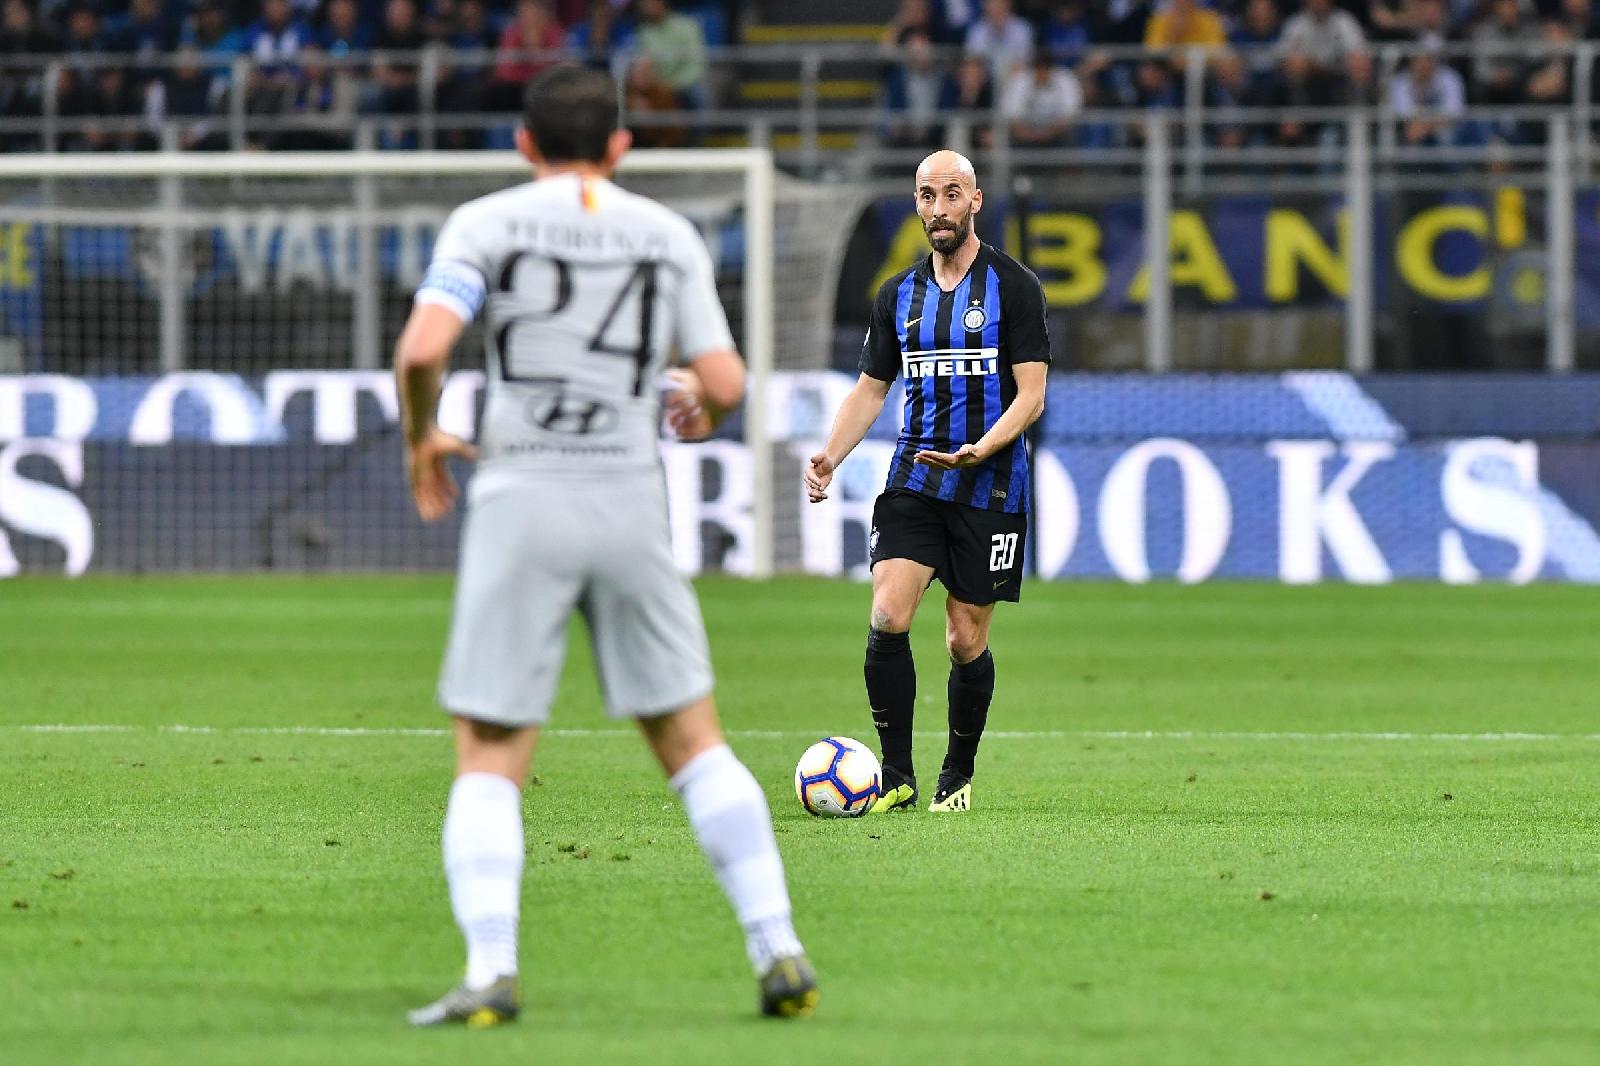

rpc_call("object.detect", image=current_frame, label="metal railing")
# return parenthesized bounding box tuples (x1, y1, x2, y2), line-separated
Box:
(0, 110, 1581, 376)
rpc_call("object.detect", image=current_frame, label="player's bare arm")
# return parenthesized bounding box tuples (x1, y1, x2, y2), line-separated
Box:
(806, 373, 893, 502)
(394, 301, 477, 522)
(915, 361, 1047, 471)
(663, 348, 745, 441)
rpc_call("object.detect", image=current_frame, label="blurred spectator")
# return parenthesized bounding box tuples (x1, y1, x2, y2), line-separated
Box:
(1265, 53, 1316, 147)
(1390, 37, 1465, 144)
(423, 0, 456, 43)
(435, 0, 493, 146)
(1207, 50, 1275, 147)
(1446, 0, 1480, 30)
(318, 0, 374, 56)
(145, 44, 226, 149)
(1471, 0, 1541, 104)
(1144, 0, 1224, 91)
(1042, 0, 1094, 60)
(625, 55, 687, 147)
(376, 0, 427, 54)
(883, 26, 945, 147)
(1001, 49, 1082, 146)
(1560, 0, 1599, 39)
(568, 0, 634, 67)
(1345, 44, 1378, 103)
(61, 3, 107, 68)
(63, 65, 146, 151)
(1, 0, 57, 53)
(881, 0, 936, 48)
(446, 0, 496, 50)
(941, 51, 995, 146)
(493, 0, 564, 108)
(1409, 0, 1455, 40)
(930, 0, 977, 43)
(178, 0, 243, 105)
(965, 0, 1034, 75)
(1524, 18, 1575, 103)
(1369, 0, 1419, 41)
(1280, 0, 1367, 106)
(182, 0, 243, 57)
(635, 0, 707, 108)
(276, 43, 357, 147)
(1144, 0, 1226, 50)
(245, 0, 309, 120)
(1101, 0, 1156, 44)
(944, 50, 995, 108)
(112, 0, 179, 87)
(1280, 0, 1366, 70)
(0, 0, 57, 150)
(1231, 0, 1281, 47)
(247, 0, 310, 73)
(1069, 46, 1120, 111)
(1134, 55, 1180, 106)
(372, 0, 426, 113)
(1231, 0, 1283, 87)
(56, 2, 106, 126)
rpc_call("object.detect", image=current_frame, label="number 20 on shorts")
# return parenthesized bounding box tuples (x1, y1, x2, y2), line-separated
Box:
(989, 533, 1018, 572)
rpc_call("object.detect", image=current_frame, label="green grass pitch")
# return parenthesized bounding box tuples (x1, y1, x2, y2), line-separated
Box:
(4, 576, 1600, 1065)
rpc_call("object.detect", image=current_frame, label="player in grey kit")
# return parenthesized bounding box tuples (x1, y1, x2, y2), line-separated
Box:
(396, 65, 816, 1027)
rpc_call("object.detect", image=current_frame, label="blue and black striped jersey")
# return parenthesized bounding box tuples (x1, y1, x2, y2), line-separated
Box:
(860, 242, 1051, 515)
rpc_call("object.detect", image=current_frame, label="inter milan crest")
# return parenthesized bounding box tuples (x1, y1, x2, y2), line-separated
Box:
(962, 304, 987, 331)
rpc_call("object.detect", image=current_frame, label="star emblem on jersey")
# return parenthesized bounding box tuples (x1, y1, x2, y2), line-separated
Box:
(962, 306, 987, 331)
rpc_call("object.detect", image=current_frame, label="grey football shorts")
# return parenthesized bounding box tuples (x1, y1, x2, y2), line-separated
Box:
(437, 466, 713, 727)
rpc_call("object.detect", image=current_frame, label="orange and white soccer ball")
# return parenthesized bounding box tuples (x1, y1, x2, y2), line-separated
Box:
(794, 736, 882, 818)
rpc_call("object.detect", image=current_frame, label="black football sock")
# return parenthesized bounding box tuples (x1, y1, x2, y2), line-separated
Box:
(864, 628, 916, 785)
(944, 648, 994, 779)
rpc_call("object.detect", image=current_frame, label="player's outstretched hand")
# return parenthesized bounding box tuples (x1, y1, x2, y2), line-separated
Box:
(914, 444, 987, 471)
(407, 428, 478, 522)
(805, 452, 835, 503)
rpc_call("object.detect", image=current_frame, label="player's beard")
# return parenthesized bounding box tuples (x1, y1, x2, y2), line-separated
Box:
(925, 212, 970, 256)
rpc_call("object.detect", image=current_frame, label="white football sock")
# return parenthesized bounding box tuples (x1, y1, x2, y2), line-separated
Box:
(671, 744, 803, 975)
(442, 771, 524, 990)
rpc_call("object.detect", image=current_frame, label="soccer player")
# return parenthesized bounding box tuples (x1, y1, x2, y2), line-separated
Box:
(394, 65, 816, 1027)
(804, 150, 1049, 814)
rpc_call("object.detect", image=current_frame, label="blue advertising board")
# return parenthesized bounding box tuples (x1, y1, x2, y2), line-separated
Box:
(2, 371, 1597, 583)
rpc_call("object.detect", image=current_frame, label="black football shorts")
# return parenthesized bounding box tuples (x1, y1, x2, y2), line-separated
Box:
(868, 488, 1027, 605)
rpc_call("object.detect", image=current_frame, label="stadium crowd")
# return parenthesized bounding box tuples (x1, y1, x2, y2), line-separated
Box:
(0, 0, 725, 149)
(884, 0, 1600, 150)
(0, 0, 1594, 152)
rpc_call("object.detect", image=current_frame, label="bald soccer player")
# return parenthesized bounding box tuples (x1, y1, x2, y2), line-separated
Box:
(805, 151, 1050, 814)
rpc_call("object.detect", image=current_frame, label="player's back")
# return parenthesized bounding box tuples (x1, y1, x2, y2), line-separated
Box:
(429, 170, 726, 733)
(427, 172, 731, 476)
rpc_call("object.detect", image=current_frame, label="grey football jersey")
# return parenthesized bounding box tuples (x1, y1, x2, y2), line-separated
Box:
(416, 172, 735, 473)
